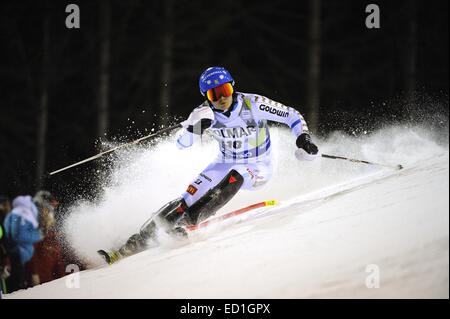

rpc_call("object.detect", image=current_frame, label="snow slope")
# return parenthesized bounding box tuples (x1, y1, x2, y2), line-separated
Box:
(6, 125, 449, 298)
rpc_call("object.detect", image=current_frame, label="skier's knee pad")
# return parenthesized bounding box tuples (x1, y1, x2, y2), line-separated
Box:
(148, 197, 188, 231)
(187, 169, 244, 224)
(153, 198, 184, 222)
(122, 233, 146, 254)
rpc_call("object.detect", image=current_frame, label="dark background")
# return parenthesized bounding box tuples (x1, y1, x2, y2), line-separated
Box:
(0, 0, 448, 204)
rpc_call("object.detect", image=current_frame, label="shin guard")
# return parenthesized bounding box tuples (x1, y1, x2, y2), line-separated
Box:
(186, 169, 244, 225)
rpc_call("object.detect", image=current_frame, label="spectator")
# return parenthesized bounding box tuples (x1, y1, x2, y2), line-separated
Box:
(34, 190, 59, 210)
(3, 195, 42, 292)
(0, 223, 8, 298)
(0, 195, 12, 224)
(0, 195, 11, 296)
(26, 191, 65, 286)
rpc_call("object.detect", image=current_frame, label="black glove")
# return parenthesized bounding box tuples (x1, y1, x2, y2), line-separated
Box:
(186, 118, 213, 135)
(296, 133, 318, 155)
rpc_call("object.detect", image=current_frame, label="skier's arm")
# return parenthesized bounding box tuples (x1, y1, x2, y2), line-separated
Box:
(252, 95, 319, 158)
(176, 104, 214, 149)
(252, 95, 309, 137)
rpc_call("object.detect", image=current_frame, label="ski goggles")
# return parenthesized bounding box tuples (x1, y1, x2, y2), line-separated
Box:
(206, 82, 234, 102)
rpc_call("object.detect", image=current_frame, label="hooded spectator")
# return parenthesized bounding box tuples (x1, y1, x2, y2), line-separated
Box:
(0, 195, 11, 295)
(3, 195, 42, 292)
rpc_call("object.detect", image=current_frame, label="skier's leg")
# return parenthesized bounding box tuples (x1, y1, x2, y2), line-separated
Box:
(231, 159, 273, 191)
(163, 160, 245, 225)
(181, 161, 232, 208)
(100, 163, 243, 263)
(149, 168, 245, 232)
(120, 165, 245, 242)
(181, 168, 244, 225)
(101, 162, 264, 263)
(168, 160, 273, 230)
(116, 198, 184, 257)
(175, 159, 272, 225)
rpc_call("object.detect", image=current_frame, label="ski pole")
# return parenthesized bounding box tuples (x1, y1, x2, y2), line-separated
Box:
(49, 123, 182, 176)
(321, 153, 403, 170)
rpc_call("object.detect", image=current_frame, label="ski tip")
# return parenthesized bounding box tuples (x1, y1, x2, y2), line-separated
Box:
(98, 250, 123, 265)
(97, 249, 112, 264)
(264, 200, 278, 206)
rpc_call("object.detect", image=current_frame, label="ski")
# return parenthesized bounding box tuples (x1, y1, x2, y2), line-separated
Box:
(185, 200, 278, 232)
(97, 200, 277, 265)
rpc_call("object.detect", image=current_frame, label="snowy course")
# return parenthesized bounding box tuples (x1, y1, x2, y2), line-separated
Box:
(5, 125, 449, 298)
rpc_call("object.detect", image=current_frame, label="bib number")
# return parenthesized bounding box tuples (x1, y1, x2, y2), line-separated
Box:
(226, 141, 243, 149)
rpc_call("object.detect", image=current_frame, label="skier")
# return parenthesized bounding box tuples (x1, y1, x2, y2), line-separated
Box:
(99, 67, 319, 264)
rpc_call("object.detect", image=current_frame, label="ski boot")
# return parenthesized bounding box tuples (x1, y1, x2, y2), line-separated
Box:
(97, 199, 188, 264)
(97, 222, 158, 265)
(154, 198, 193, 239)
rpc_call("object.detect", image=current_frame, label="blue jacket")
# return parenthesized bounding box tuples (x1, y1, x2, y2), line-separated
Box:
(4, 196, 42, 265)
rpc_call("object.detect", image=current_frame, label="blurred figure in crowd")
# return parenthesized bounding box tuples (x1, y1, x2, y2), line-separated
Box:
(26, 191, 65, 286)
(0, 195, 11, 296)
(34, 190, 59, 210)
(3, 195, 42, 292)
(0, 195, 11, 224)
